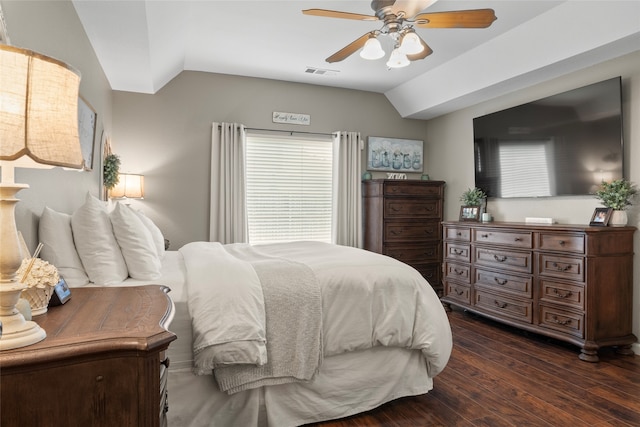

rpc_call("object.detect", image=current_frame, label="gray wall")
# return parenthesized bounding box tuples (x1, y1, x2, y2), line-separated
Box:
(2, 0, 112, 249)
(111, 71, 430, 248)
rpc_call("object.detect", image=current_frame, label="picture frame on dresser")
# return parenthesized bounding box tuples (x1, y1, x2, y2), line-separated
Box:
(459, 206, 480, 221)
(589, 207, 612, 226)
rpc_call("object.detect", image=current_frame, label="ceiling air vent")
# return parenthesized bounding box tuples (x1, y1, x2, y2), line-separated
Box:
(304, 67, 339, 76)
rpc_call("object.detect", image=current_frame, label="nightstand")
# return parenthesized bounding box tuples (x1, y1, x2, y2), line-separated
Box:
(0, 285, 176, 427)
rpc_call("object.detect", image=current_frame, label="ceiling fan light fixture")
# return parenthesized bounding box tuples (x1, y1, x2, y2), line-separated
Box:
(399, 31, 424, 55)
(360, 36, 385, 60)
(386, 47, 410, 68)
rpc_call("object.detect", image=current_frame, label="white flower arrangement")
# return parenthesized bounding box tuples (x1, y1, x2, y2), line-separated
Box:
(17, 258, 59, 289)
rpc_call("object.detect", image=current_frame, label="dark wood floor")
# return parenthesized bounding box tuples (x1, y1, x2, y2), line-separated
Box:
(309, 308, 640, 427)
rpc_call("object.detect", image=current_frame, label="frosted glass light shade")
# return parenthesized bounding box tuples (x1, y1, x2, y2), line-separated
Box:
(360, 37, 385, 60)
(400, 32, 424, 55)
(0, 44, 83, 169)
(386, 48, 410, 68)
(110, 174, 145, 199)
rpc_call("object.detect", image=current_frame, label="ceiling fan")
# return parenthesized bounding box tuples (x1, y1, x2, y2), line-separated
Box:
(303, 0, 497, 68)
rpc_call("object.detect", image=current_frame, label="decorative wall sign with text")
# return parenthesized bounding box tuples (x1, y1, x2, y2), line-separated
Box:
(272, 112, 311, 126)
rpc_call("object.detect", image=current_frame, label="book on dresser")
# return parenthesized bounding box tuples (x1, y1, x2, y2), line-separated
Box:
(0, 285, 176, 427)
(441, 221, 636, 362)
(362, 179, 445, 295)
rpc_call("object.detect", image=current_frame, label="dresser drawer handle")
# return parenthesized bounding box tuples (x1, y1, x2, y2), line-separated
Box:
(552, 262, 572, 272)
(551, 315, 572, 326)
(559, 240, 566, 246)
(494, 300, 507, 309)
(514, 237, 522, 242)
(390, 230, 402, 235)
(480, 234, 489, 238)
(494, 277, 508, 286)
(452, 249, 465, 256)
(493, 255, 508, 262)
(453, 268, 466, 275)
(456, 232, 462, 236)
(553, 289, 573, 299)
(455, 288, 465, 296)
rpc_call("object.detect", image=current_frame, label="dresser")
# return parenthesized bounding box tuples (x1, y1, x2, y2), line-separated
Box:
(441, 221, 636, 362)
(0, 285, 176, 427)
(363, 179, 445, 294)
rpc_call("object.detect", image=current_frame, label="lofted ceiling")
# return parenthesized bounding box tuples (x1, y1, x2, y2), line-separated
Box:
(72, 0, 640, 120)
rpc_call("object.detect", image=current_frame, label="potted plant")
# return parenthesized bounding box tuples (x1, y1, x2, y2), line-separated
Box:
(594, 179, 637, 226)
(460, 187, 487, 206)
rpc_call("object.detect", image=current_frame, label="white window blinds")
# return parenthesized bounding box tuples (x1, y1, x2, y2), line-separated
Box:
(245, 133, 334, 245)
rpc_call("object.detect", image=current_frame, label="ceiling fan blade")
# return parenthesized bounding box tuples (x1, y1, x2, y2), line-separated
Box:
(407, 36, 433, 61)
(388, 0, 438, 19)
(413, 9, 497, 28)
(302, 9, 378, 21)
(326, 33, 373, 63)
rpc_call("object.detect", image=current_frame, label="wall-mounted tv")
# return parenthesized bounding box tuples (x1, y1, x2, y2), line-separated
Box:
(473, 77, 623, 198)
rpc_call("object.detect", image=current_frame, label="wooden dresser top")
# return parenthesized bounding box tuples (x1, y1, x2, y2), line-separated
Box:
(0, 285, 176, 369)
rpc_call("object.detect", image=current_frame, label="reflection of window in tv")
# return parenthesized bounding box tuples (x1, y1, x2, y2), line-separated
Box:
(498, 140, 553, 198)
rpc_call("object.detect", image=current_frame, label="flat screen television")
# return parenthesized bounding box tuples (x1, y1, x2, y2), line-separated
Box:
(473, 77, 623, 198)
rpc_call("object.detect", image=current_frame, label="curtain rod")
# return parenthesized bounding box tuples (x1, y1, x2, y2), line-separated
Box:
(246, 127, 336, 137)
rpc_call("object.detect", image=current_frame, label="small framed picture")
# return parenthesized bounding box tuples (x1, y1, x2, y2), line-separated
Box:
(459, 206, 481, 222)
(589, 207, 612, 226)
(49, 276, 72, 306)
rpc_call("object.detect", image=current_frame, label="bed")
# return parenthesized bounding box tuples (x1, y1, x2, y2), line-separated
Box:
(36, 193, 453, 426)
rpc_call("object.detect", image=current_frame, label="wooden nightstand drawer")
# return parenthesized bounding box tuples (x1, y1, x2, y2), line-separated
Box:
(444, 225, 471, 242)
(444, 262, 471, 284)
(475, 247, 532, 274)
(538, 233, 585, 254)
(385, 221, 439, 241)
(538, 254, 585, 282)
(445, 242, 471, 262)
(473, 229, 532, 248)
(539, 305, 584, 338)
(445, 281, 471, 304)
(539, 280, 585, 310)
(474, 290, 533, 324)
(474, 267, 532, 298)
(384, 199, 440, 218)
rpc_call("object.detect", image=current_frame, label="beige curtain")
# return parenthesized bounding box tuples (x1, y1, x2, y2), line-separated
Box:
(209, 122, 248, 243)
(332, 131, 363, 248)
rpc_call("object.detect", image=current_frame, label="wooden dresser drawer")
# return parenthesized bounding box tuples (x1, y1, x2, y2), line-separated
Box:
(445, 281, 471, 305)
(538, 233, 585, 254)
(384, 243, 440, 262)
(474, 267, 532, 298)
(444, 225, 471, 242)
(385, 221, 440, 241)
(444, 242, 471, 262)
(412, 263, 440, 285)
(539, 305, 584, 338)
(474, 290, 533, 323)
(539, 280, 584, 310)
(473, 229, 532, 248)
(538, 254, 585, 282)
(384, 199, 440, 218)
(474, 247, 532, 274)
(384, 182, 443, 197)
(444, 261, 471, 284)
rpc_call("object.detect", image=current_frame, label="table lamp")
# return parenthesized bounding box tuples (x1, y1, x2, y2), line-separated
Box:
(0, 44, 84, 350)
(109, 173, 144, 200)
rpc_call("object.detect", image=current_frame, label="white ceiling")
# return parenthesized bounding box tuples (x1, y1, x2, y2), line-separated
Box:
(72, 0, 640, 120)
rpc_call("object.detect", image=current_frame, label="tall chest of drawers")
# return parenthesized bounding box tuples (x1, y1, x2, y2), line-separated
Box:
(363, 179, 445, 294)
(441, 221, 636, 362)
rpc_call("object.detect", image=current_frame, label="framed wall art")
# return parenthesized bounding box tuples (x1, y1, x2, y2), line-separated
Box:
(367, 136, 423, 173)
(78, 96, 97, 170)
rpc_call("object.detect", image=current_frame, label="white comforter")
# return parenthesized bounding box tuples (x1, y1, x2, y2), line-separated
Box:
(180, 241, 452, 391)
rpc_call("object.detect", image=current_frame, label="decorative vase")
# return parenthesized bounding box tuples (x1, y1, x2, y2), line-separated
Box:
(609, 210, 627, 226)
(22, 287, 54, 316)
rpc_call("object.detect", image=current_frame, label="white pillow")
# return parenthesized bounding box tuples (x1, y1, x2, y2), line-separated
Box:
(71, 193, 129, 285)
(134, 210, 166, 259)
(110, 203, 162, 280)
(38, 207, 90, 287)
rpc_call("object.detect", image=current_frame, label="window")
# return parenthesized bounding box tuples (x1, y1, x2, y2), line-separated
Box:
(245, 133, 334, 244)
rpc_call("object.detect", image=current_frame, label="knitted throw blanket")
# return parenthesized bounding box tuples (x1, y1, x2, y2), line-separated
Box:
(213, 248, 323, 394)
